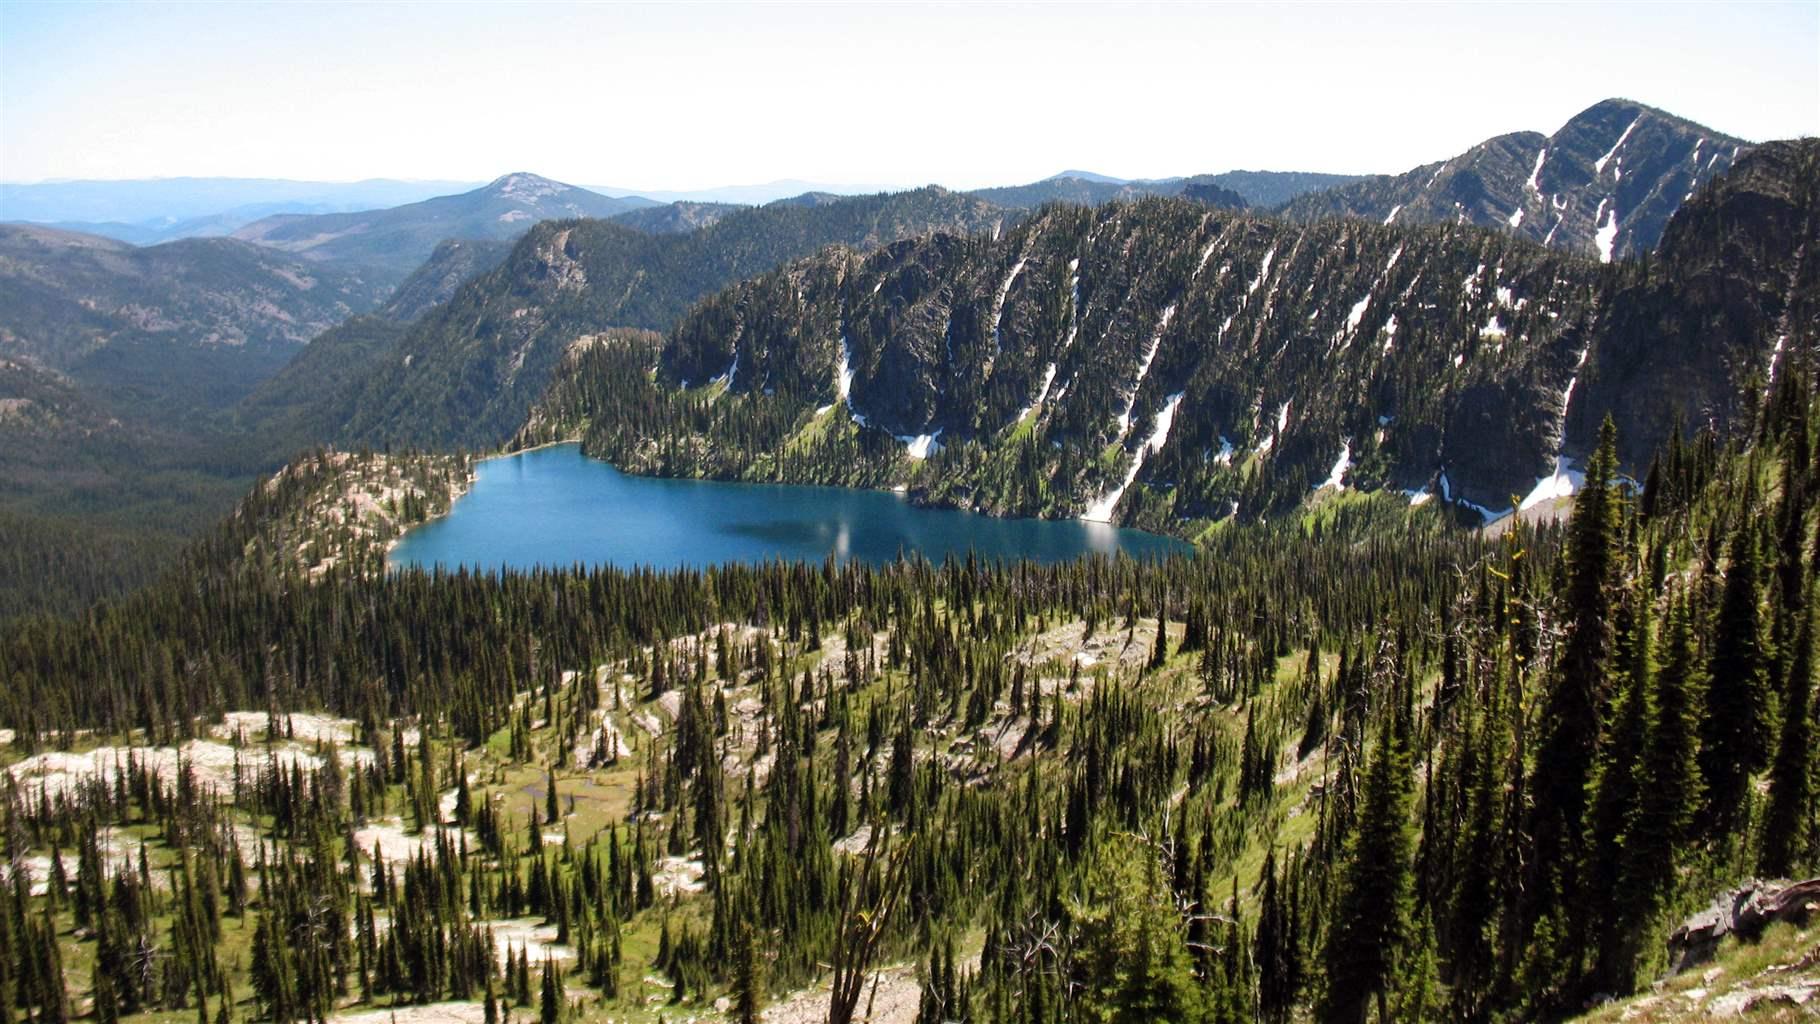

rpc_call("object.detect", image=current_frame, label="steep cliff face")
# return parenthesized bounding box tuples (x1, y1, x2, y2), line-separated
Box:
(626, 141, 1814, 527)
(1571, 138, 1820, 467)
(1282, 99, 1748, 261)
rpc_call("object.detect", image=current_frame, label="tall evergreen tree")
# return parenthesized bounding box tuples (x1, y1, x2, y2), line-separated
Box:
(1759, 605, 1814, 878)
(1586, 586, 1653, 993)
(1700, 497, 1775, 838)
(1523, 416, 1621, 989)
(1620, 597, 1703, 954)
(1318, 700, 1415, 1024)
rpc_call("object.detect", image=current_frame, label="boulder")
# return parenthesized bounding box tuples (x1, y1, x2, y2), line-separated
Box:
(1667, 877, 1820, 972)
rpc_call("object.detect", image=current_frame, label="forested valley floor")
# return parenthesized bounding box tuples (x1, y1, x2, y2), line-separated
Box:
(3, 367, 1818, 1023)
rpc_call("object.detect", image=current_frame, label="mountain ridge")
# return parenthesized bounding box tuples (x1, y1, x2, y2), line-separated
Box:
(0, 222, 389, 417)
(244, 186, 1019, 451)
(229, 172, 654, 283)
(523, 139, 1816, 532)
(1282, 97, 1751, 260)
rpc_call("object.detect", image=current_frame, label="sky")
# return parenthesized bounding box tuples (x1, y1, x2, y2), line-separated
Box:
(2, 1, 1816, 190)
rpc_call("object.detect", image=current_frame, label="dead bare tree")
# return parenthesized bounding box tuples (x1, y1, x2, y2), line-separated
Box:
(827, 820, 909, 1024)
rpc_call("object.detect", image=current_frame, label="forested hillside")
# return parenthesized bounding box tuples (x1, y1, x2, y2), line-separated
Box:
(3, 369, 1816, 1021)
(609, 201, 743, 235)
(307, 187, 1016, 449)
(519, 140, 1816, 533)
(378, 238, 517, 323)
(0, 225, 403, 614)
(0, 224, 388, 417)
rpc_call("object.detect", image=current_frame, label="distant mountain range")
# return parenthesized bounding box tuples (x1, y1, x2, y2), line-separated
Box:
(585, 179, 905, 205)
(0, 177, 483, 243)
(0, 224, 388, 417)
(227, 173, 655, 283)
(1281, 98, 1749, 261)
(970, 170, 1364, 210)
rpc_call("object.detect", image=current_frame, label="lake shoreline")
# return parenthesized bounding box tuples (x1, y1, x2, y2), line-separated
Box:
(387, 443, 1190, 573)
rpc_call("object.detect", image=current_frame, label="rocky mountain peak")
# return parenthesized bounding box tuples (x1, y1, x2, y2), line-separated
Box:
(1282, 98, 1748, 260)
(485, 172, 577, 203)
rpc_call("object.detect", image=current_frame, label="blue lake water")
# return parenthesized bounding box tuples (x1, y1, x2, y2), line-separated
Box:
(387, 443, 1190, 572)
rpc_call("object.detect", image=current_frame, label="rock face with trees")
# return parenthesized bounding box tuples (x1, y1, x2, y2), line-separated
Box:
(1282, 98, 1749, 262)
(514, 141, 1817, 533)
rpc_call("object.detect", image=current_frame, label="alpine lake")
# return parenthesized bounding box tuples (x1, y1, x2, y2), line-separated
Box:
(387, 443, 1190, 573)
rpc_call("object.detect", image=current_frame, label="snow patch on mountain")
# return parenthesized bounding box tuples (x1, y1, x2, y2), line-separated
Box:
(1595, 116, 1641, 176)
(1112, 304, 1176, 439)
(1526, 148, 1549, 192)
(1594, 199, 1619, 263)
(1341, 245, 1404, 347)
(1016, 363, 1059, 424)
(1316, 439, 1352, 491)
(819, 337, 856, 415)
(1247, 248, 1276, 298)
(900, 430, 943, 460)
(990, 257, 1028, 356)
(1520, 456, 1584, 510)
(713, 351, 739, 390)
(1081, 392, 1184, 523)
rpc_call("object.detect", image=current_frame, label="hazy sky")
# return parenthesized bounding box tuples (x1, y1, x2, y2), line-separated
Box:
(3, 1, 1815, 189)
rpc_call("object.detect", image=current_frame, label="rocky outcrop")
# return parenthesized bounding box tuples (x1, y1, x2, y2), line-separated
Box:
(1571, 139, 1820, 470)
(1667, 878, 1820, 972)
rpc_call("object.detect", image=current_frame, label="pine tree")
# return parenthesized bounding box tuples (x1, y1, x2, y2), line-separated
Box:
(539, 956, 560, 1024)
(1620, 597, 1703, 950)
(1318, 701, 1415, 1024)
(1701, 504, 1775, 838)
(1759, 605, 1813, 878)
(1255, 847, 1296, 1023)
(546, 767, 560, 826)
(1587, 587, 1652, 992)
(1523, 416, 1621, 989)
(734, 921, 763, 1024)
